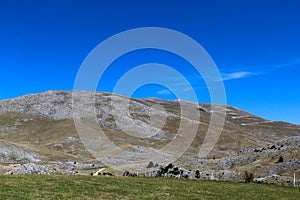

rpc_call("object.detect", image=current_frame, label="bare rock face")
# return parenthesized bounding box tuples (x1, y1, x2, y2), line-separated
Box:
(0, 90, 73, 119)
(0, 142, 40, 163)
(0, 90, 299, 185)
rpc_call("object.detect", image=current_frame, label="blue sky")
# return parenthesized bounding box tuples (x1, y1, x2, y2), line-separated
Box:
(0, 0, 300, 124)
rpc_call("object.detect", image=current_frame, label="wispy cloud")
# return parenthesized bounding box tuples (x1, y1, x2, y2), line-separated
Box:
(183, 85, 207, 91)
(157, 89, 172, 95)
(221, 58, 300, 81)
(273, 59, 300, 69)
(222, 71, 257, 81)
(154, 58, 300, 93)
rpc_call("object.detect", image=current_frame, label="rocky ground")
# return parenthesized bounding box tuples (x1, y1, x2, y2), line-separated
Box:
(0, 90, 299, 185)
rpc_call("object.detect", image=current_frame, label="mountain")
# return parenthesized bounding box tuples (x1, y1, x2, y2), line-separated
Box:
(0, 90, 299, 184)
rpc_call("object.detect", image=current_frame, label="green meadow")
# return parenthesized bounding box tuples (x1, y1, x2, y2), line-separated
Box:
(0, 175, 299, 199)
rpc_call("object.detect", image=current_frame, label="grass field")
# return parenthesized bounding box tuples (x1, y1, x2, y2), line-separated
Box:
(0, 175, 299, 200)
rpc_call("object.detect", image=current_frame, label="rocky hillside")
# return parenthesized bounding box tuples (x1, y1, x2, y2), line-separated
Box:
(0, 90, 299, 184)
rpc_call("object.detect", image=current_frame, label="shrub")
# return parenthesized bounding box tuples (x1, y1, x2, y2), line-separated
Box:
(195, 170, 200, 179)
(123, 171, 130, 176)
(277, 156, 283, 163)
(166, 163, 173, 169)
(146, 161, 154, 168)
(244, 171, 254, 183)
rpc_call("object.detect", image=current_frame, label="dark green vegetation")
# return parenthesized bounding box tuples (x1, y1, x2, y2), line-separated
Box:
(0, 175, 299, 200)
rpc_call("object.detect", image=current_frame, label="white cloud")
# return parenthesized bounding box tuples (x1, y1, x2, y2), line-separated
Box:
(183, 85, 207, 91)
(157, 89, 172, 95)
(221, 58, 300, 82)
(222, 71, 256, 81)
